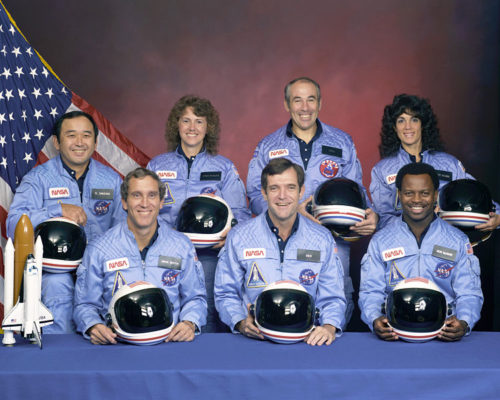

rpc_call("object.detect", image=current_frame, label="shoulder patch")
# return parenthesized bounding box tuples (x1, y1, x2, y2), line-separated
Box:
(246, 262, 267, 288)
(111, 271, 127, 296)
(465, 242, 473, 255)
(163, 182, 175, 205)
(319, 159, 339, 178)
(388, 261, 405, 286)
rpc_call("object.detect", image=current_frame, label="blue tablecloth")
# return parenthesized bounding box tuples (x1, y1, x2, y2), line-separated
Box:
(1, 332, 499, 399)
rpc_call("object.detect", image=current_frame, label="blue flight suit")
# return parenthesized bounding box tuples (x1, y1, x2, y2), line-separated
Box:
(359, 217, 483, 332)
(6, 156, 124, 333)
(246, 120, 371, 324)
(214, 213, 346, 332)
(370, 147, 499, 229)
(147, 148, 250, 332)
(73, 221, 207, 338)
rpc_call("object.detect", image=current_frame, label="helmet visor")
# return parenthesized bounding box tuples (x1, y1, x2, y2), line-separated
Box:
(255, 289, 315, 333)
(176, 196, 228, 234)
(114, 288, 173, 334)
(35, 220, 87, 261)
(387, 288, 446, 333)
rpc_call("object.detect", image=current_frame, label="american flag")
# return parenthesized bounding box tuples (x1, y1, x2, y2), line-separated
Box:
(0, 4, 150, 320)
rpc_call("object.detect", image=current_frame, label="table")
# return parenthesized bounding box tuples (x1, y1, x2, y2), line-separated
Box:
(1, 332, 499, 399)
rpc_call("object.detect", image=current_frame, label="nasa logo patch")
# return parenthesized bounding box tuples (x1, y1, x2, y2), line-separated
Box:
(93, 200, 110, 216)
(299, 269, 318, 285)
(319, 160, 339, 178)
(162, 269, 181, 287)
(200, 186, 217, 195)
(434, 262, 455, 279)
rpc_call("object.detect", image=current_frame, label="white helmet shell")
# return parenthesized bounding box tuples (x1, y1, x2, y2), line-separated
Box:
(176, 194, 235, 249)
(253, 280, 316, 344)
(34, 217, 87, 273)
(385, 277, 448, 343)
(108, 281, 173, 345)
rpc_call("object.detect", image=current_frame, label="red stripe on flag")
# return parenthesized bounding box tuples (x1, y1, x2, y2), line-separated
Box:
(0, 205, 8, 240)
(72, 93, 150, 167)
(92, 152, 122, 177)
(36, 151, 50, 166)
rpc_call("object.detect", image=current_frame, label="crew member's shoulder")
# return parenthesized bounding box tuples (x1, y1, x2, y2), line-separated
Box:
(320, 122, 354, 145)
(255, 125, 288, 148)
(372, 218, 405, 240)
(24, 157, 58, 177)
(147, 152, 177, 168)
(90, 159, 122, 181)
(434, 217, 470, 242)
(159, 222, 192, 243)
(203, 153, 237, 170)
(299, 215, 334, 241)
(85, 222, 124, 252)
(228, 215, 259, 238)
(427, 151, 462, 167)
(372, 155, 398, 171)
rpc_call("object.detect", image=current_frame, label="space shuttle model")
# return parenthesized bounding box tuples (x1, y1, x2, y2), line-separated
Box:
(2, 214, 54, 349)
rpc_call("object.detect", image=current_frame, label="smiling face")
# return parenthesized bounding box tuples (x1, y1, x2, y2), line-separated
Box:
(399, 173, 437, 225)
(122, 176, 161, 234)
(284, 80, 321, 135)
(53, 115, 96, 175)
(395, 112, 422, 152)
(262, 167, 304, 227)
(178, 106, 207, 156)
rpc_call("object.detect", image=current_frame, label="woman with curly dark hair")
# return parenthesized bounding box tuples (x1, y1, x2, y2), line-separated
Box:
(147, 95, 251, 332)
(370, 93, 500, 230)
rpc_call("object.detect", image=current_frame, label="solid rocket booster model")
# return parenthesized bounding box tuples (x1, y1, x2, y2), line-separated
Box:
(2, 214, 54, 348)
(13, 214, 34, 304)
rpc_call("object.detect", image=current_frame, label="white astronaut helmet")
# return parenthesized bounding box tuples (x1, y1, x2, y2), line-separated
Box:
(250, 280, 318, 344)
(176, 194, 237, 249)
(107, 281, 174, 345)
(311, 178, 366, 242)
(384, 277, 450, 343)
(34, 217, 87, 273)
